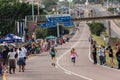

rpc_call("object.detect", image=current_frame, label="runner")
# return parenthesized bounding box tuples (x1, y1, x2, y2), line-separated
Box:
(50, 46, 57, 66)
(70, 48, 78, 65)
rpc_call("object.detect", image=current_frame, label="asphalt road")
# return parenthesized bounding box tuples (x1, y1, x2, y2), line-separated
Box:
(91, 5, 120, 38)
(7, 22, 120, 80)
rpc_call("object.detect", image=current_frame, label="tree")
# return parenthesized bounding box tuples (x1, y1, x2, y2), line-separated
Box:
(88, 22, 106, 36)
(0, 0, 44, 36)
(36, 27, 48, 38)
(41, 0, 58, 11)
(58, 0, 69, 7)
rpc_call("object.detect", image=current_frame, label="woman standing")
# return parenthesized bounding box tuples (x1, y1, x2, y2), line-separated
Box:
(70, 48, 78, 65)
(50, 46, 57, 66)
(108, 46, 114, 68)
(17, 48, 25, 72)
(7, 48, 17, 74)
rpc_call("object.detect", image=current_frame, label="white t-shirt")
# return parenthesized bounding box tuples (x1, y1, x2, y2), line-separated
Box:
(8, 52, 16, 59)
(21, 47, 27, 57)
(17, 50, 25, 58)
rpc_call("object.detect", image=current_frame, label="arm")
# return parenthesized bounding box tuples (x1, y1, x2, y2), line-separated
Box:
(75, 52, 78, 57)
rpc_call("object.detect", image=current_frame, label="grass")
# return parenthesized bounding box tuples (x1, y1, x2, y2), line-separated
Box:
(92, 34, 106, 46)
(92, 34, 117, 68)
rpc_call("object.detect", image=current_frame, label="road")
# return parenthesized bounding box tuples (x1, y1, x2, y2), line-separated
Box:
(90, 5, 120, 38)
(7, 22, 120, 80)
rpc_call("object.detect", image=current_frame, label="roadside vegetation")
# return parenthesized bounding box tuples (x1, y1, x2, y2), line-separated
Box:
(0, 0, 71, 39)
(0, 0, 46, 36)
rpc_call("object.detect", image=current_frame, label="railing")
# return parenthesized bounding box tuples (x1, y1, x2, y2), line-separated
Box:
(26, 14, 120, 24)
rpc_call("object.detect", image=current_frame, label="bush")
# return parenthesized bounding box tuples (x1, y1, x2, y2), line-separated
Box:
(88, 22, 106, 36)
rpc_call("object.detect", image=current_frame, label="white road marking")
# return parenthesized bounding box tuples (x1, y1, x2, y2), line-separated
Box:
(88, 44, 93, 62)
(55, 66, 59, 68)
(64, 71, 72, 75)
(56, 29, 94, 80)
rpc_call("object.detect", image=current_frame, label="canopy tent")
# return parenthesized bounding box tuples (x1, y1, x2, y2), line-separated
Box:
(0, 33, 22, 43)
(45, 35, 57, 40)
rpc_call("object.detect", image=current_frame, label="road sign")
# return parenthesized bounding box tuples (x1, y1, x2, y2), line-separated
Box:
(63, 22, 74, 27)
(46, 16, 71, 23)
(40, 23, 56, 28)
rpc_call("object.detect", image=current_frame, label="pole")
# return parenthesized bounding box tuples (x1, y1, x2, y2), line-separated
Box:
(107, 0, 109, 9)
(37, 0, 40, 15)
(32, 0, 34, 21)
(24, 16, 27, 42)
(108, 20, 111, 45)
(69, 1, 70, 14)
(57, 23, 60, 37)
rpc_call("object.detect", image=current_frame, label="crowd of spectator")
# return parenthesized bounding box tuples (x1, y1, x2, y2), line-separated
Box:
(90, 36, 120, 69)
(0, 35, 70, 78)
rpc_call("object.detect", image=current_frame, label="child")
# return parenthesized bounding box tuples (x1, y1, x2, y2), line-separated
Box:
(70, 48, 78, 65)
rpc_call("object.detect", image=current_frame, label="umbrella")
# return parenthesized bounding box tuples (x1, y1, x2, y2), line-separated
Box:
(45, 35, 57, 39)
(0, 33, 22, 43)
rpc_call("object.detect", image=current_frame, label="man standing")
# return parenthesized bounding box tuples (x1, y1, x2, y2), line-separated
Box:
(2, 43, 9, 72)
(115, 44, 120, 69)
(92, 42, 97, 64)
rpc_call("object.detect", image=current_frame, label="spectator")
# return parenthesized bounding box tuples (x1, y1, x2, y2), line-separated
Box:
(17, 48, 26, 72)
(108, 46, 114, 68)
(102, 46, 106, 64)
(97, 46, 104, 65)
(7, 48, 17, 74)
(92, 44, 97, 64)
(2, 44, 9, 72)
(115, 44, 120, 69)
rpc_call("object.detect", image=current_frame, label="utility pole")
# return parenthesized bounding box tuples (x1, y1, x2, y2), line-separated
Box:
(37, 0, 40, 15)
(107, 0, 109, 9)
(57, 23, 60, 37)
(32, 0, 34, 21)
(108, 20, 111, 45)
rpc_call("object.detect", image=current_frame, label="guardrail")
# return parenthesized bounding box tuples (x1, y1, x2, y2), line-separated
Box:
(36, 15, 120, 24)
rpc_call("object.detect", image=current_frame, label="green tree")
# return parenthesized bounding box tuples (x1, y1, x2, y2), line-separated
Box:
(41, 0, 58, 11)
(88, 22, 106, 36)
(38, 25, 69, 38)
(58, 0, 69, 7)
(36, 27, 48, 38)
(0, 0, 44, 36)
